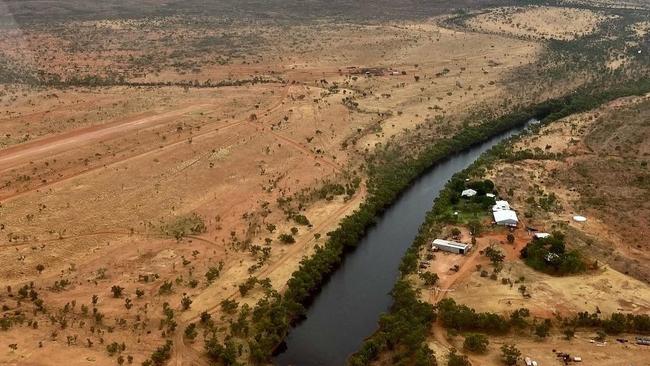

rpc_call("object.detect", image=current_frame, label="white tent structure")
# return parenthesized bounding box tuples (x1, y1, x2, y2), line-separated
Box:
(492, 200, 510, 212)
(461, 189, 477, 197)
(494, 209, 518, 226)
(533, 232, 551, 239)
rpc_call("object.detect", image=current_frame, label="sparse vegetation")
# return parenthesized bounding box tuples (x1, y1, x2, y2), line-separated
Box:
(162, 213, 207, 240)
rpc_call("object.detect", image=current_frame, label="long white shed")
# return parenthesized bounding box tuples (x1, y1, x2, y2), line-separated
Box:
(432, 239, 472, 254)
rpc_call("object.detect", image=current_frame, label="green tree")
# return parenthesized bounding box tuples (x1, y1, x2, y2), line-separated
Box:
(451, 228, 462, 238)
(535, 319, 551, 338)
(463, 333, 489, 353)
(468, 219, 482, 236)
(200, 311, 212, 324)
(184, 323, 197, 340)
(419, 272, 440, 286)
(447, 348, 471, 366)
(563, 328, 575, 340)
(149, 340, 172, 366)
(205, 338, 238, 365)
(485, 245, 505, 266)
(220, 299, 239, 314)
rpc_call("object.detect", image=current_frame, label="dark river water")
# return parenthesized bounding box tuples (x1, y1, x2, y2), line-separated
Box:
(274, 119, 539, 366)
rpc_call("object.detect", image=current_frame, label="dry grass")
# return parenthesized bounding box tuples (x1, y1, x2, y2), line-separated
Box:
(467, 6, 610, 40)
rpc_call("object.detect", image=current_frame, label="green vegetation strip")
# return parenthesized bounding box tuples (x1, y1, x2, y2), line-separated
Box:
(348, 78, 650, 366)
(205, 78, 650, 364)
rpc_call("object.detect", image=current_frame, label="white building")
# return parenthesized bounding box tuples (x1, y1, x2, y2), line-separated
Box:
(533, 232, 551, 239)
(432, 239, 472, 254)
(493, 209, 519, 226)
(492, 200, 511, 212)
(461, 189, 477, 197)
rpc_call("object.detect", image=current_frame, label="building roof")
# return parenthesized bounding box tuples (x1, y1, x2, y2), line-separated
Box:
(461, 189, 477, 197)
(492, 200, 511, 212)
(493, 209, 518, 224)
(534, 232, 551, 239)
(432, 239, 470, 250)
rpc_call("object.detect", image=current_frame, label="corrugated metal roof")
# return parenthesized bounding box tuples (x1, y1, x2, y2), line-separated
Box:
(432, 239, 470, 250)
(493, 209, 518, 223)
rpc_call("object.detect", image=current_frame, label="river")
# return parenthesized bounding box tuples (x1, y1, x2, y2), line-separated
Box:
(274, 119, 539, 366)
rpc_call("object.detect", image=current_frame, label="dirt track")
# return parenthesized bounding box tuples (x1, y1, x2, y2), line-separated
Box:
(0, 104, 212, 172)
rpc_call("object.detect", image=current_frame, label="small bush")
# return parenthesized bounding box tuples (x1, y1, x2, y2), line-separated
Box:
(278, 233, 295, 244)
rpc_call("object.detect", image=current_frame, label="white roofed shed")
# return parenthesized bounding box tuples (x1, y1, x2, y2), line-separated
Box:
(432, 239, 472, 254)
(492, 200, 511, 212)
(461, 189, 477, 197)
(493, 209, 518, 226)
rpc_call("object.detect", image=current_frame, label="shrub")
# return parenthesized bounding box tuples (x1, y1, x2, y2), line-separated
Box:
(200, 311, 212, 324)
(278, 233, 295, 244)
(205, 262, 224, 283)
(500, 344, 520, 365)
(159, 281, 173, 295)
(293, 214, 311, 226)
(111, 285, 124, 298)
